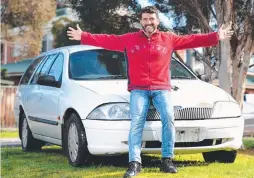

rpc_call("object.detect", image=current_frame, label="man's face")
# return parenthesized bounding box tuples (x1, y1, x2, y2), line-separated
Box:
(140, 13, 160, 35)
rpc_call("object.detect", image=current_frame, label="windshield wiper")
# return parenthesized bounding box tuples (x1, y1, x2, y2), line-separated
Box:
(171, 76, 193, 79)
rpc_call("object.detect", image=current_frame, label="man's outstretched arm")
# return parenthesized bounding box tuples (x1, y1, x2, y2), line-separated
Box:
(172, 24, 234, 50)
(67, 24, 129, 52)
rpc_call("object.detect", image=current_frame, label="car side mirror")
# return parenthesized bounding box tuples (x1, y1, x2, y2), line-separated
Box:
(198, 74, 210, 82)
(37, 75, 60, 87)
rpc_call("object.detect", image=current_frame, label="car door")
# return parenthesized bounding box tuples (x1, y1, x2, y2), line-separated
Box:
(20, 56, 46, 131)
(26, 54, 58, 136)
(37, 53, 64, 139)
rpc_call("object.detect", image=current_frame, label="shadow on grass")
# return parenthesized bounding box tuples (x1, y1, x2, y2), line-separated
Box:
(8, 146, 209, 169)
(82, 154, 209, 168)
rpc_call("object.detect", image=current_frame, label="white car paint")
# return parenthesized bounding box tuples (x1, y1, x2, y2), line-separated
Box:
(14, 45, 244, 159)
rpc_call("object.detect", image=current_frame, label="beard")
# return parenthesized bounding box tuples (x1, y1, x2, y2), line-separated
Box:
(142, 24, 157, 34)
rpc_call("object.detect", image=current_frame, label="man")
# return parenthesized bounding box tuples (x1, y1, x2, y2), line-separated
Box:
(67, 6, 233, 178)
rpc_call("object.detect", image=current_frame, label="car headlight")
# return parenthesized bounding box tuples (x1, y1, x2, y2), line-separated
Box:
(87, 103, 130, 120)
(211, 101, 241, 118)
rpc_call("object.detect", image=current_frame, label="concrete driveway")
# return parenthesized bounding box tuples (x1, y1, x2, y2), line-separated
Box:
(0, 138, 21, 147)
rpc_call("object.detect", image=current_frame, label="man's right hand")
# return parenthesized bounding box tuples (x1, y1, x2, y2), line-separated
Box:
(67, 24, 82, 41)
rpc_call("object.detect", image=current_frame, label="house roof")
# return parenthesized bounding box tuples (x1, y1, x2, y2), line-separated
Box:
(246, 74, 254, 84)
(246, 75, 254, 92)
(1, 58, 33, 76)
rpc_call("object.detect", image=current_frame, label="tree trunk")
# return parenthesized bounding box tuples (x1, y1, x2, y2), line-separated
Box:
(219, 40, 232, 94)
(235, 38, 254, 107)
(215, 0, 233, 94)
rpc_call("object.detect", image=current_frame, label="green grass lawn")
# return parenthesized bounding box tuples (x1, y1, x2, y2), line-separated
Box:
(1, 131, 254, 178)
(2, 140, 254, 178)
(0, 130, 18, 138)
(243, 137, 254, 149)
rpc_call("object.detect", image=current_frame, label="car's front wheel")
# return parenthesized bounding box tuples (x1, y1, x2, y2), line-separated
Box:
(65, 113, 90, 167)
(202, 150, 237, 163)
(20, 113, 44, 151)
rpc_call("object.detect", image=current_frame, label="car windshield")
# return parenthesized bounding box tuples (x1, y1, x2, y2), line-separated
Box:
(69, 49, 127, 80)
(171, 59, 196, 79)
(69, 49, 196, 80)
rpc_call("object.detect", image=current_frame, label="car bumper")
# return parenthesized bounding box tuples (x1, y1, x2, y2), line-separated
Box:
(82, 117, 244, 155)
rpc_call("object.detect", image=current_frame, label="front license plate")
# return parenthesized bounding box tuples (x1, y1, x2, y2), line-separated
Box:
(156, 128, 204, 143)
(175, 128, 201, 142)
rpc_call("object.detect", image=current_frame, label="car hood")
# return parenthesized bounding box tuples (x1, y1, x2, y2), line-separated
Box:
(74, 79, 230, 107)
(170, 80, 230, 108)
(74, 80, 130, 101)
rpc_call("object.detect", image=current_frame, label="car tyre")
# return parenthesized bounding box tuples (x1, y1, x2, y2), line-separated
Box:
(65, 113, 90, 167)
(202, 150, 237, 163)
(20, 113, 44, 151)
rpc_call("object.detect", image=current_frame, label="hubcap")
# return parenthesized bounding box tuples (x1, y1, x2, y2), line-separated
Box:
(68, 123, 79, 162)
(22, 118, 28, 148)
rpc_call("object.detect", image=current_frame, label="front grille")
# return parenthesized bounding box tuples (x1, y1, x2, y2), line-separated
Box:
(145, 139, 217, 148)
(146, 107, 213, 121)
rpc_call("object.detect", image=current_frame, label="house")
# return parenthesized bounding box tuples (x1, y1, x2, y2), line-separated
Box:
(0, 0, 78, 65)
(1, 58, 33, 85)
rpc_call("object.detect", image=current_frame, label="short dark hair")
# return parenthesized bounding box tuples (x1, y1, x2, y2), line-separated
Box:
(139, 6, 159, 19)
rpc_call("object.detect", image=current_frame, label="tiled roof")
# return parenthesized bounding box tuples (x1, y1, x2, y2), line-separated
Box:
(1, 58, 33, 74)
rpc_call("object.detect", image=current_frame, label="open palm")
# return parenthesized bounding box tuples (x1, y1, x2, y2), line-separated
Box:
(67, 24, 82, 41)
(218, 24, 234, 40)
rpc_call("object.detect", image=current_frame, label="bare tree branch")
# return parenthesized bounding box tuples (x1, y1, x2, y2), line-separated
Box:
(236, 15, 251, 58)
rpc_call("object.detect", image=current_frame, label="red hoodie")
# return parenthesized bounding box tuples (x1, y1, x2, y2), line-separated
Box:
(81, 30, 219, 91)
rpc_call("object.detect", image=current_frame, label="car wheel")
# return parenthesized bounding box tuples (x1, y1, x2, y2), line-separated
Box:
(20, 113, 44, 151)
(202, 150, 237, 163)
(65, 113, 90, 167)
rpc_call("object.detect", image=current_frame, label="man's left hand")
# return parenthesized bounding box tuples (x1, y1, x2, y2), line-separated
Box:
(218, 23, 234, 40)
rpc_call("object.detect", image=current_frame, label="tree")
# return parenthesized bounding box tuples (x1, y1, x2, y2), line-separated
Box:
(1, 0, 56, 57)
(52, 0, 171, 47)
(52, 0, 137, 47)
(154, 0, 254, 106)
(68, 0, 138, 34)
(1, 68, 7, 79)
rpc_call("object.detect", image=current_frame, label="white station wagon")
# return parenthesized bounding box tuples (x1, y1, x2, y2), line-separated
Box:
(14, 45, 244, 166)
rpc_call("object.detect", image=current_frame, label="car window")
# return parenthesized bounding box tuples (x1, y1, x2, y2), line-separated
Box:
(48, 53, 64, 82)
(19, 56, 45, 85)
(30, 56, 48, 84)
(69, 49, 127, 80)
(31, 54, 58, 84)
(170, 59, 196, 79)
(39, 54, 58, 77)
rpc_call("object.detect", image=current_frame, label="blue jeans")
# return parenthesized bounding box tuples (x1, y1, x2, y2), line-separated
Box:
(128, 90, 175, 163)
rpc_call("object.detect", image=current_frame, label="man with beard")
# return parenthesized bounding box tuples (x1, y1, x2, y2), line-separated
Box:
(67, 6, 233, 178)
